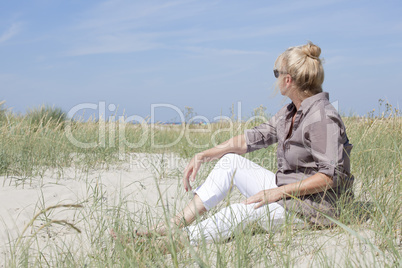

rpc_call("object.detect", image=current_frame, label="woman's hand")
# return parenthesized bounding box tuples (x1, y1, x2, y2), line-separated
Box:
(181, 134, 248, 192)
(242, 188, 283, 209)
(243, 173, 334, 209)
(182, 153, 204, 192)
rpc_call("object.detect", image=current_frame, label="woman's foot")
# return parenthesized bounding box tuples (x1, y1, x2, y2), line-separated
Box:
(140, 194, 207, 237)
(110, 228, 138, 244)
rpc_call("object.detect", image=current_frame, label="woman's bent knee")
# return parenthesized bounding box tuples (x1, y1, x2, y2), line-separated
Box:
(217, 153, 242, 169)
(219, 153, 239, 162)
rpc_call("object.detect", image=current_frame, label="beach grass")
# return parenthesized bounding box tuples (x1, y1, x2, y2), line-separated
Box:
(1, 102, 401, 267)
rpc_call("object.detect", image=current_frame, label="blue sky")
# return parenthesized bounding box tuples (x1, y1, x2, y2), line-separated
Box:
(0, 0, 401, 122)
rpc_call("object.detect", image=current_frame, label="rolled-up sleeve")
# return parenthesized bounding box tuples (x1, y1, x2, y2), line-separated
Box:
(244, 115, 278, 153)
(304, 108, 348, 187)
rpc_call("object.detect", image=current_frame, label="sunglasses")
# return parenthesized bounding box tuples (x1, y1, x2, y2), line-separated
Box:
(273, 69, 287, 78)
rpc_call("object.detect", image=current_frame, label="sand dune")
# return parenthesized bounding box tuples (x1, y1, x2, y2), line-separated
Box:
(0, 153, 392, 267)
(0, 153, 189, 262)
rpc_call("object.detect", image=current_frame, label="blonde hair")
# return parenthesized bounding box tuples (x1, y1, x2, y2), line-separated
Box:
(275, 41, 324, 96)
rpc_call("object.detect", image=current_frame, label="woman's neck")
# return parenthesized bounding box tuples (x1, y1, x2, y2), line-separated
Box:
(288, 88, 306, 110)
(292, 98, 303, 110)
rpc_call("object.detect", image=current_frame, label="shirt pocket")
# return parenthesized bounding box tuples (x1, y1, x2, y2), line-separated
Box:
(285, 140, 314, 170)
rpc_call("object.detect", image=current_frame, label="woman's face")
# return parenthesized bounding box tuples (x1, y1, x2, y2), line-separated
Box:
(274, 60, 291, 96)
(276, 71, 289, 96)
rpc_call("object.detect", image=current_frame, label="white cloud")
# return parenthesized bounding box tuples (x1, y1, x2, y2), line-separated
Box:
(64, 0, 400, 58)
(184, 46, 269, 56)
(250, 0, 346, 16)
(66, 0, 295, 56)
(77, 0, 210, 29)
(67, 33, 163, 56)
(0, 23, 22, 44)
(66, 0, 205, 56)
(181, 23, 298, 44)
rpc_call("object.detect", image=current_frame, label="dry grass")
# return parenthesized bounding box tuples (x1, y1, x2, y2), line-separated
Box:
(0, 102, 401, 267)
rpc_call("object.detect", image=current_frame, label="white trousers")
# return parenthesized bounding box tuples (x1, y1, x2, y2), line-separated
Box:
(185, 153, 293, 245)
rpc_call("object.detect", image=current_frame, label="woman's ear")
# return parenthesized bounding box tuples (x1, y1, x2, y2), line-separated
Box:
(285, 74, 293, 87)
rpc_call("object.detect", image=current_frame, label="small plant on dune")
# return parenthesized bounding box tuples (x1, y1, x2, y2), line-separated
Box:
(250, 104, 269, 125)
(26, 105, 68, 131)
(184, 106, 196, 125)
(0, 149, 10, 175)
(0, 101, 10, 175)
(0, 101, 8, 122)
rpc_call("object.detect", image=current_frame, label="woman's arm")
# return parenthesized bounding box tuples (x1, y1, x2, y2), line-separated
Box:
(197, 134, 248, 162)
(182, 134, 248, 192)
(243, 172, 334, 209)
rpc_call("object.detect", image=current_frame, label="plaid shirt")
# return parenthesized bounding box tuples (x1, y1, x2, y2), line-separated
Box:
(245, 92, 354, 226)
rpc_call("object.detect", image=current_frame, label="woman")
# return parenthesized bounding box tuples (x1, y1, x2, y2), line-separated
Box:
(134, 42, 354, 246)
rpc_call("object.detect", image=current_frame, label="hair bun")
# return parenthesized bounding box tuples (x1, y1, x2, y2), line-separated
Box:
(302, 41, 321, 60)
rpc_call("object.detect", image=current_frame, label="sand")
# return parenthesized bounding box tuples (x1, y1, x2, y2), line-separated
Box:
(0, 153, 393, 267)
(0, 153, 190, 264)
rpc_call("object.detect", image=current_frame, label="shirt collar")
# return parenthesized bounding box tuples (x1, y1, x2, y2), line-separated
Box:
(299, 92, 329, 112)
(287, 91, 329, 113)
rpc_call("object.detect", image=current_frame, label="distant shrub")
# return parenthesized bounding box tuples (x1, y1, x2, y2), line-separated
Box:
(26, 105, 67, 131)
(0, 101, 7, 122)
